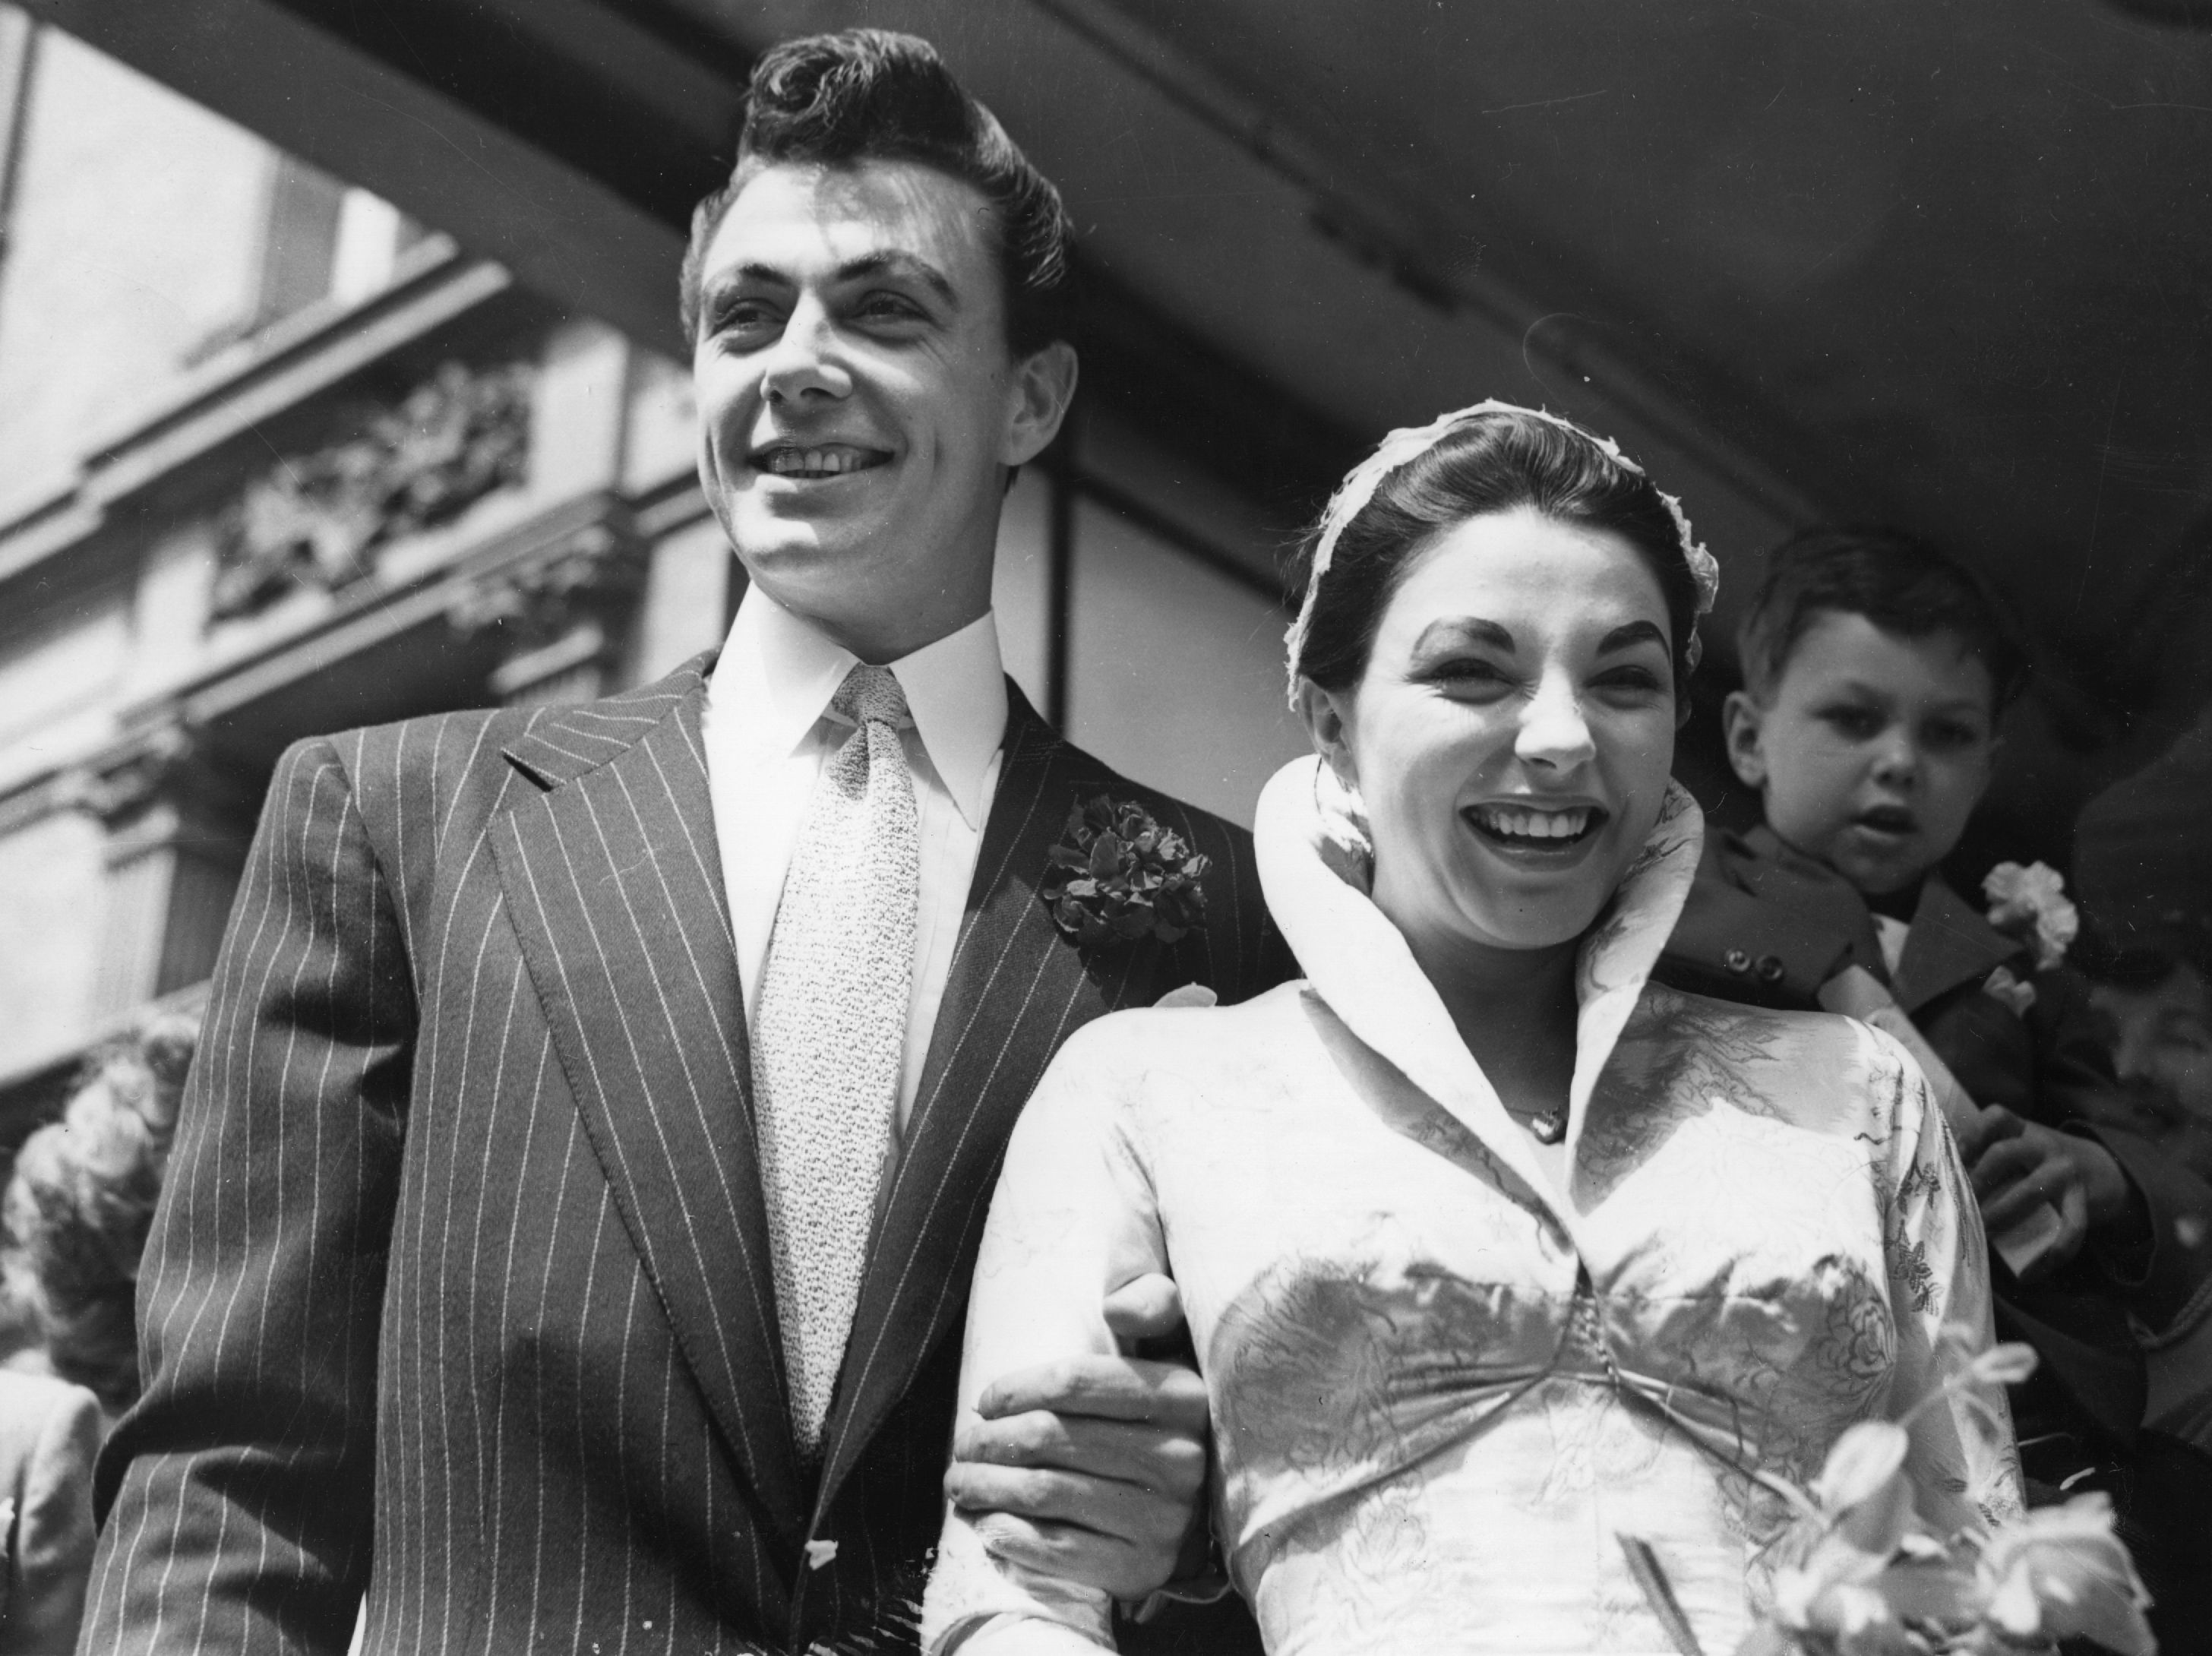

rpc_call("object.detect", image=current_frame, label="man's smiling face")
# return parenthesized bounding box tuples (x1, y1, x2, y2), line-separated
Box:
(691, 159, 1071, 661)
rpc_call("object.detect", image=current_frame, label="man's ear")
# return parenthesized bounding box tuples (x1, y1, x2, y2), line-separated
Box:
(1294, 677, 1359, 789)
(1721, 689, 1768, 789)
(1001, 341, 1079, 468)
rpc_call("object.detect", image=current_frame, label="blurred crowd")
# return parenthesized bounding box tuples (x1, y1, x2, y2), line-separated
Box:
(2075, 709, 2212, 1455)
(0, 1012, 191, 1649)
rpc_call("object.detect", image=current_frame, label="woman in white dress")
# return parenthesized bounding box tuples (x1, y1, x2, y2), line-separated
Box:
(922, 403, 2022, 1655)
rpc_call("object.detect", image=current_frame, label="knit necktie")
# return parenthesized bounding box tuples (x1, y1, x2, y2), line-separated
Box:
(752, 664, 920, 1463)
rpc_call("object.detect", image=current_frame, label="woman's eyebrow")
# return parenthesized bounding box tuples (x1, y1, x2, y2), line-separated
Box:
(1414, 618, 1515, 653)
(1596, 620, 1669, 653)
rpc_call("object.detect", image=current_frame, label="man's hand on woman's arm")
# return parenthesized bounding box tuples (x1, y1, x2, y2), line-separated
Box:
(943, 1274, 1212, 1602)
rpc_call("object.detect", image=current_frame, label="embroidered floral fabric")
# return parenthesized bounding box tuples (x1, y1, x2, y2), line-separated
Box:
(922, 760, 2022, 1656)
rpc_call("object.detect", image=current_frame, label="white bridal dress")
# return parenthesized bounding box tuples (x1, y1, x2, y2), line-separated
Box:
(922, 760, 2023, 1656)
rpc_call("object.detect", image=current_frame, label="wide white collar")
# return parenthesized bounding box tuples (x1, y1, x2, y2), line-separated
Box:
(1253, 755, 1704, 1241)
(708, 584, 1007, 830)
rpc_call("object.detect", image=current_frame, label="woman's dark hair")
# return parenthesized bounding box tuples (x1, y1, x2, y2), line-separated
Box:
(679, 30, 1076, 356)
(1, 1012, 194, 1412)
(1291, 409, 1704, 698)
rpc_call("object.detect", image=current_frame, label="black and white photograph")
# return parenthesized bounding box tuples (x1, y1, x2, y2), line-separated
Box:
(0, 3, 2207, 1652)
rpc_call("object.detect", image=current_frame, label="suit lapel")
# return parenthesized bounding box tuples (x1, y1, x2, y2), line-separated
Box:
(491, 678, 805, 1543)
(1735, 826, 1889, 975)
(811, 690, 1142, 1520)
(1894, 874, 2024, 1013)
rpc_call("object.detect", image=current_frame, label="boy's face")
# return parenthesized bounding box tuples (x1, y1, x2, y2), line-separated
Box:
(1724, 613, 1997, 895)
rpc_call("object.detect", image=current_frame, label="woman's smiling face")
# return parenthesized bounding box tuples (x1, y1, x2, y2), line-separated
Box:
(1313, 506, 1680, 959)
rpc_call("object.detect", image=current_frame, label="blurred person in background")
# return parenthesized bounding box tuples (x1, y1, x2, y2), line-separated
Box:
(0, 1013, 194, 1418)
(0, 1011, 191, 1652)
(2083, 939, 2212, 1183)
(2076, 709, 2212, 1180)
(2076, 707, 2212, 1477)
(0, 1367, 100, 1654)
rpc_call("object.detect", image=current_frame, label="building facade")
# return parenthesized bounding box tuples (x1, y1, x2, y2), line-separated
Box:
(0, 12, 1319, 1149)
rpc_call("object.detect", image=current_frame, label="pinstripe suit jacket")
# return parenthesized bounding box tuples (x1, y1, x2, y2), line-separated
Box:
(82, 653, 1293, 1655)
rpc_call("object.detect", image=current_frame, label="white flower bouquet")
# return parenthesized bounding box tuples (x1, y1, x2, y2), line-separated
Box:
(1623, 1338, 2153, 1656)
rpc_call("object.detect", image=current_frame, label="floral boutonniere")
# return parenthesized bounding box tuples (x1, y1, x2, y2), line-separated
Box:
(1979, 861, 2078, 1017)
(1041, 795, 1210, 948)
(1983, 860, 2078, 971)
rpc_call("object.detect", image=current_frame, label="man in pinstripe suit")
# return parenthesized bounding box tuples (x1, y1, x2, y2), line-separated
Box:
(83, 30, 1291, 1656)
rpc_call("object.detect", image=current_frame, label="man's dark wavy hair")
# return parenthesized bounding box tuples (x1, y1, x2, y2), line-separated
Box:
(678, 30, 1076, 356)
(1736, 526, 2028, 708)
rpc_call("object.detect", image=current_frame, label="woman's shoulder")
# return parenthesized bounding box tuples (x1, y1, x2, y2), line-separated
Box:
(1042, 983, 1317, 1103)
(1640, 980, 1871, 1052)
(1016, 982, 1316, 1152)
(1636, 983, 1920, 1126)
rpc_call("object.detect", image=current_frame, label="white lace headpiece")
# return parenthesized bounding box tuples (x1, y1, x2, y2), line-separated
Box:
(1283, 399, 1721, 706)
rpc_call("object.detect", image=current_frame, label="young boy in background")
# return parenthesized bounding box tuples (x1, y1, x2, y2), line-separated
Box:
(1659, 526, 2212, 1645)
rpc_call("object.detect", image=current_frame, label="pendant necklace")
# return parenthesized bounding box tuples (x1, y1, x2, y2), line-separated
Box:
(1525, 1108, 1566, 1146)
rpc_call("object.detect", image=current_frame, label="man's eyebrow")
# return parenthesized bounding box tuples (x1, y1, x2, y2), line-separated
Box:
(698, 264, 794, 305)
(834, 251, 958, 306)
(1597, 620, 1670, 653)
(1414, 618, 1515, 652)
(698, 253, 959, 318)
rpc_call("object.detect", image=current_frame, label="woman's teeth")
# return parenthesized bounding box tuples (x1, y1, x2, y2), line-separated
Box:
(1468, 804, 1594, 841)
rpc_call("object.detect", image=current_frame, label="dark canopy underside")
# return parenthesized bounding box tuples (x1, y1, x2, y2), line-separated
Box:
(24, 0, 2212, 859)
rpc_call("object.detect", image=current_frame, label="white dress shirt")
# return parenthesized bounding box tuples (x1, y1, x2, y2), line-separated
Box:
(1874, 914, 1911, 979)
(702, 584, 1007, 1139)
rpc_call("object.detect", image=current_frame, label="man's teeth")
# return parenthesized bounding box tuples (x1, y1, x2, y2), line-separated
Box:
(762, 447, 874, 476)
(1471, 805, 1592, 840)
